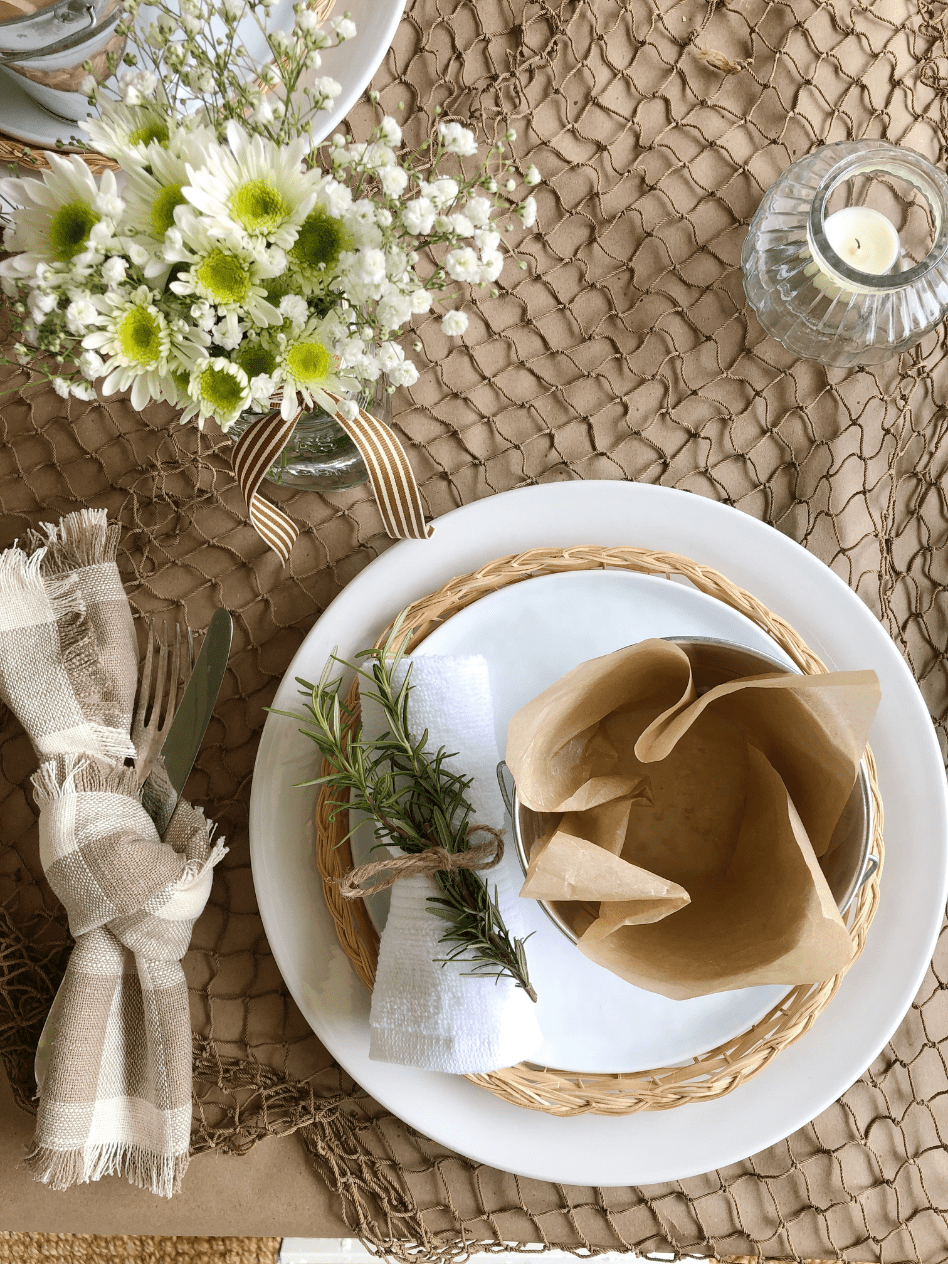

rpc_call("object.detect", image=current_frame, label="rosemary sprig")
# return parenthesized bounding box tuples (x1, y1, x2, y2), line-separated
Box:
(274, 620, 536, 1002)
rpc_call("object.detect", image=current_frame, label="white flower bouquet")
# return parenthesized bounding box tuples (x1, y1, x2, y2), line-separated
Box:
(0, 3, 539, 436)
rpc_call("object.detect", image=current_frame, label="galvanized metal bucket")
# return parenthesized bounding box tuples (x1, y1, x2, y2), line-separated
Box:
(0, 0, 123, 123)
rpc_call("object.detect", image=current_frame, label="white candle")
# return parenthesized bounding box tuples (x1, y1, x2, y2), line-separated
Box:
(822, 206, 900, 275)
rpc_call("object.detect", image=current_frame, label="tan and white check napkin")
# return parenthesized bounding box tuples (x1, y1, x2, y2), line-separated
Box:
(0, 509, 224, 1197)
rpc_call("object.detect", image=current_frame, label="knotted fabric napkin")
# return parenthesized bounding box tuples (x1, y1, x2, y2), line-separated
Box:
(0, 509, 224, 1197)
(362, 655, 542, 1074)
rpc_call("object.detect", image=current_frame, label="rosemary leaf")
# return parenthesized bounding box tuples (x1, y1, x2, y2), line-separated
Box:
(286, 619, 537, 1002)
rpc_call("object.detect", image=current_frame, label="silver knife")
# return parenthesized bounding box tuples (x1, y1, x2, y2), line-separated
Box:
(34, 608, 233, 1091)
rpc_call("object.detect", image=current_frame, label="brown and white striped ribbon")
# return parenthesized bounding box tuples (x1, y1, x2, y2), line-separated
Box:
(324, 391, 434, 544)
(232, 397, 433, 562)
(232, 409, 301, 563)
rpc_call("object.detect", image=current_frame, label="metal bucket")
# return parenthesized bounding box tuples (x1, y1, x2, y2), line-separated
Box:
(500, 636, 876, 945)
(0, 0, 123, 123)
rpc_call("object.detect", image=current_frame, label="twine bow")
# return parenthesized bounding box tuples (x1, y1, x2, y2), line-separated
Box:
(336, 824, 505, 900)
(231, 392, 434, 563)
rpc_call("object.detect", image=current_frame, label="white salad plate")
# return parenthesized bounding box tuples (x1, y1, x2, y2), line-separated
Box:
(250, 481, 948, 1186)
(0, 0, 404, 148)
(352, 569, 795, 1074)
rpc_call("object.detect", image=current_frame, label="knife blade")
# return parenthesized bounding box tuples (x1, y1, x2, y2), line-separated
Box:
(35, 608, 234, 1092)
(160, 607, 233, 800)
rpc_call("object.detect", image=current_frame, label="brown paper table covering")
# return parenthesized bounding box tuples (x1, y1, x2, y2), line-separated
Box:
(4, 0, 948, 1257)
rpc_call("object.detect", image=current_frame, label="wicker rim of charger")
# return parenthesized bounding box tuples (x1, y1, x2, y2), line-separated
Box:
(314, 545, 885, 1117)
(0, 0, 335, 168)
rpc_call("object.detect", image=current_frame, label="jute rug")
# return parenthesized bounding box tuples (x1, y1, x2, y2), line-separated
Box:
(4, 0, 948, 1259)
(0, 1236, 281, 1263)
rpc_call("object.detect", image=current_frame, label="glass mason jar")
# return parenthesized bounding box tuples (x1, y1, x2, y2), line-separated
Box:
(742, 140, 948, 367)
(228, 383, 392, 492)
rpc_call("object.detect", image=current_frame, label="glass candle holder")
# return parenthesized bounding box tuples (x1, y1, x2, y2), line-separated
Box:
(742, 140, 948, 367)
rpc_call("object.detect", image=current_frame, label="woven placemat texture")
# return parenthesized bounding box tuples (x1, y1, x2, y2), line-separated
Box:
(0, 1236, 281, 1263)
(3, 0, 948, 1259)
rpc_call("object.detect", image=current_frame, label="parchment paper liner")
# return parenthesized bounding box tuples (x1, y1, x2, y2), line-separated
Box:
(507, 638, 881, 1000)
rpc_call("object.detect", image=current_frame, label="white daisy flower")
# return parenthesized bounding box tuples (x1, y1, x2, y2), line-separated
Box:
(124, 128, 217, 248)
(277, 316, 348, 420)
(81, 96, 173, 165)
(183, 121, 319, 250)
(286, 198, 354, 291)
(232, 338, 280, 395)
(165, 214, 282, 324)
(81, 285, 205, 410)
(0, 155, 116, 278)
(183, 357, 251, 430)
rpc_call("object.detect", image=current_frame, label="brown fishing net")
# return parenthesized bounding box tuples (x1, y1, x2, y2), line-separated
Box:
(3, 0, 948, 1257)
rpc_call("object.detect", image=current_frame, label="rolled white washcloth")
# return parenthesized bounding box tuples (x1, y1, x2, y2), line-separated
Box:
(360, 654, 542, 1074)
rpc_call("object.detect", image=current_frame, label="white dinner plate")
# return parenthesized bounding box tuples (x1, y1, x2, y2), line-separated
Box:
(250, 481, 948, 1186)
(351, 569, 795, 1074)
(0, 0, 405, 149)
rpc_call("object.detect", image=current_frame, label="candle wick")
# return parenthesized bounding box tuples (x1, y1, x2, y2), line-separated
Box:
(855, 237, 861, 250)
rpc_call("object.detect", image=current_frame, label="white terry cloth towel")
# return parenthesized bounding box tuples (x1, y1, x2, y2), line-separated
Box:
(362, 653, 542, 1074)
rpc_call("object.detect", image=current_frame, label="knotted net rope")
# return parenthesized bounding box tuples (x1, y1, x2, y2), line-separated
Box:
(4, 0, 948, 1258)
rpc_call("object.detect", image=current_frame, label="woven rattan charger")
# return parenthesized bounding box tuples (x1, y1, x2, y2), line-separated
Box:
(314, 545, 884, 1117)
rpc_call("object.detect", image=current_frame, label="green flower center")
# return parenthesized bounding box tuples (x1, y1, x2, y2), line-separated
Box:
(290, 208, 351, 274)
(285, 340, 332, 385)
(129, 121, 170, 147)
(234, 342, 277, 379)
(48, 201, 100, 261)
(199, 365, 246, 413)
(230, 179, 291, 235)
(117, 305, 164, 365)
(196, 249, 251, 305)
(151, 183, 186, 236)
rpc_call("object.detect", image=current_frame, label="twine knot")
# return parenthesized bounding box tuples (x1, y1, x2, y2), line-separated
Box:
(336, 824, 505, 900)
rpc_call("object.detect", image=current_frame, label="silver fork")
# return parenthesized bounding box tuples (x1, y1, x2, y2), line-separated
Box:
(131, 618, 194, 787)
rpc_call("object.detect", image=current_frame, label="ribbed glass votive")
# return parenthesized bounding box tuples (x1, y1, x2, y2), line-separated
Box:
(742, 140, 948, 367)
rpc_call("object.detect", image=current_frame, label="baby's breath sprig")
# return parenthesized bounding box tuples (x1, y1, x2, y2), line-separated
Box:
(276, 621, 536, 1001)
